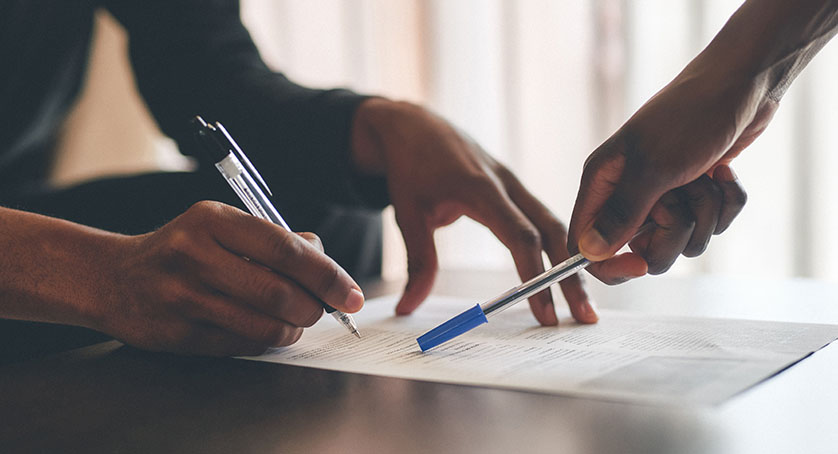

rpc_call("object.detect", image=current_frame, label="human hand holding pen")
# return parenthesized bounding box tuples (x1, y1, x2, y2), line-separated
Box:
(93, 201, 364, 357)
(567, 0, 838, 281)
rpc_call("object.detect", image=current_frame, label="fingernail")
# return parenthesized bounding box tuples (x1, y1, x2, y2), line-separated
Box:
(344, 289, 365, 312)
(579, 228, 610, 260)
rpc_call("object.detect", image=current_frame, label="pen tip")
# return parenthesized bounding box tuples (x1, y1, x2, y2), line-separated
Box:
(353, 330, 361, 339)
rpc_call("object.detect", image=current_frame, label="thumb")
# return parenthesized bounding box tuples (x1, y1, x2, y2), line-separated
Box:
(394, 211, 438, 315)
(571, 142, 664, 262)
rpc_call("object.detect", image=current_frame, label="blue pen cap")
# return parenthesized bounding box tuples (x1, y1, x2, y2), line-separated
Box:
(416, 304, 488, 352)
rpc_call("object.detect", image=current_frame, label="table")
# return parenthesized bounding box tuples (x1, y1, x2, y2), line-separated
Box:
(2, 271, 837, 454)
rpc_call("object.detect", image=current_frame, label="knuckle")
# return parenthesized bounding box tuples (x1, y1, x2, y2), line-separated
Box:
(686, 187, 710, 207)
(464, 174, 500, 196)
(659, 198, 695, 230)
(493, 163, 517, 184)
(253, 276, 287, 304)
(540, 219, 568, 254)
(684, 178, 722, 208)
(407, 255, 437, 276)
(706, 178, 724, 200)
(582, 145, 621, 176)
(516, 227, 542, 251)
(299, 232, 324, 251)
(164, 229, 198, 260)
(267, 230, 299, 259)
(657, 223, 694, 245)
(678, 215, 696, 231)
(187, 200, 224, 219)
(580, 154, 602, 180)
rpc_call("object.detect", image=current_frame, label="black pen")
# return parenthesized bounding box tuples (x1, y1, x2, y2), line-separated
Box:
(191, 115, 361, 338)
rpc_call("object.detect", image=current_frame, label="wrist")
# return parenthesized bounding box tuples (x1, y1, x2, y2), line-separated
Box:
(693, 0, 836, 104)
(39, 223, 128, 333)
(67, 229, 132, 333)
(0, 209, 128, 332)
(351, 97, 424, 176)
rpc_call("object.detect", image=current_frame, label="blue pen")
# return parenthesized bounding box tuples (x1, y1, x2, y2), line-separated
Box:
(417, 223, 654, 351)
(416, 254, 589, 351)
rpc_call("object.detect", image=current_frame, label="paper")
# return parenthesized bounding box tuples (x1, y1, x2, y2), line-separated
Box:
(245, 296, 838, 405)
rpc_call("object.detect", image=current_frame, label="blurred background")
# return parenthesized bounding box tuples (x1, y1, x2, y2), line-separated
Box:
(56, 0, 838, 284)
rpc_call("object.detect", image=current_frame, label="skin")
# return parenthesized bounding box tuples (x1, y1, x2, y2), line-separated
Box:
(0, 97, 597, 358)
(8, 0, 832, 357)
(349, 100, 744, 322)
(568, 0, 837, 283)
(0, 202, 364, 356)
(351, 99, 594, 326)
(1, 95, 598, 358)
(0, 89, 749, 357)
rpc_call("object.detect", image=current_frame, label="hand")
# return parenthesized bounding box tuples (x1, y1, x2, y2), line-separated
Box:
(568, 60, 775, 282)
(352, 98, 593, 326)
(90, 201, 364, 356)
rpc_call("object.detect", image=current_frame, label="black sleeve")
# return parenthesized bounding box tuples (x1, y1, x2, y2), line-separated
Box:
(103, 0, 388, 210)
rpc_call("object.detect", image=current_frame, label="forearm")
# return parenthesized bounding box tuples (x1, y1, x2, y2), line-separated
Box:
(0, 207, 120, 329)
(106, 0, 385, 209)
(696, 0, 837, 100)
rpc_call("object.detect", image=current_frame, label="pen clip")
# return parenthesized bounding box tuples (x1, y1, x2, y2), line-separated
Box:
(192, 116, 229, 162)
(214, 121, 274, 197)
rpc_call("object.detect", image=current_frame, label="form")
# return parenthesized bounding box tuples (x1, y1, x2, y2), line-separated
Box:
(244, 296, 838, 405)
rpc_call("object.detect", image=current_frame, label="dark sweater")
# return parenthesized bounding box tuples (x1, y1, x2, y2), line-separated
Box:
(0, 0, 387, 209)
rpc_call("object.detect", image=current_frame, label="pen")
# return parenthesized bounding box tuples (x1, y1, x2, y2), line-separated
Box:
(191, 115, 361, 339)
(416, 223, 655, 351)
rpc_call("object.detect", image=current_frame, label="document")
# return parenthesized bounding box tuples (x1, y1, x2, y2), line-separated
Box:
(245, 296, 838, 405)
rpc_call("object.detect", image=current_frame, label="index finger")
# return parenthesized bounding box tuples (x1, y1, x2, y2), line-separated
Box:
(460, 176, 563, 326)
(495, 167, 597, 324)
(204, 203, 364, 314)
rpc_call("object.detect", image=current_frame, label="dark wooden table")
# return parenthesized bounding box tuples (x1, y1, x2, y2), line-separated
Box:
(3, 271, 838, 454)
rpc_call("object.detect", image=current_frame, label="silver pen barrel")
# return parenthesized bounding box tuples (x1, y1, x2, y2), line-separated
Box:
(215, 154, 291, 230)
(479, 222, 655, 319)
(480, 253, 590, 318)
